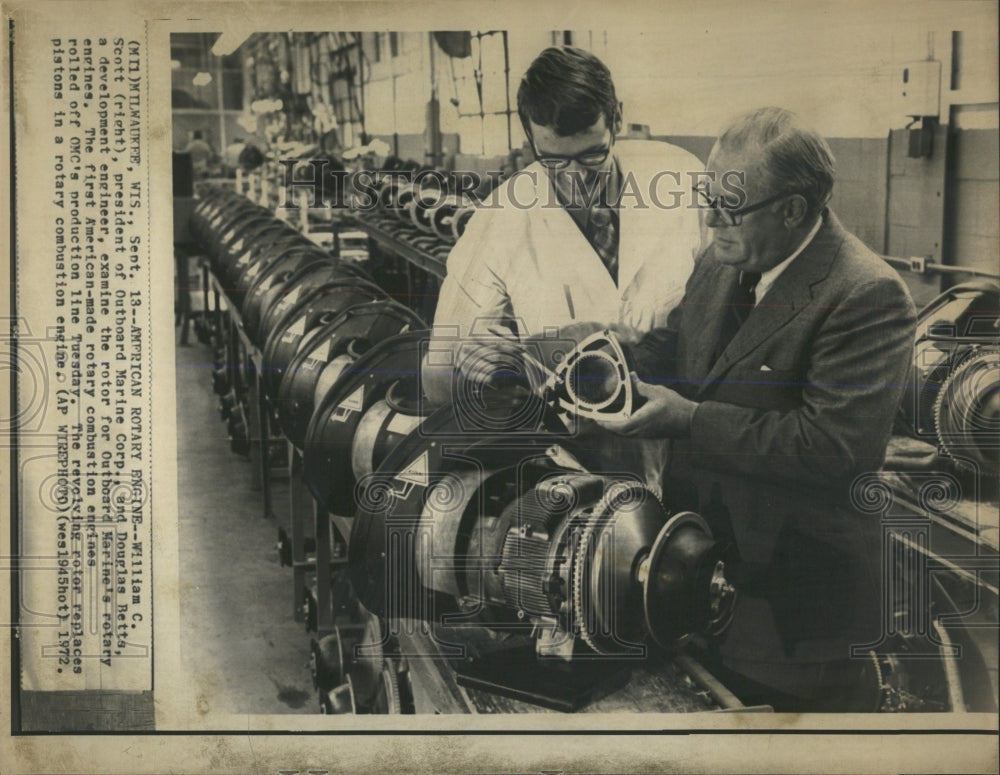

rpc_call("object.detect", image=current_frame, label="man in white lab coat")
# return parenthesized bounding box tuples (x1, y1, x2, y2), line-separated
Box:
(422, 47, 703, 484)
(424, 45, 702, 378)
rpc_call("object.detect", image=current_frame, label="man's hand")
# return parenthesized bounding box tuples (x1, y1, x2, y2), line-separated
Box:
(595, 375, 698, 438)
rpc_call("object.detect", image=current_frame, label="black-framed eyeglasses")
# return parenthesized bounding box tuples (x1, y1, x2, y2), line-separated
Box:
(530, 132, 614, 170)
(693, 183, 801, 226)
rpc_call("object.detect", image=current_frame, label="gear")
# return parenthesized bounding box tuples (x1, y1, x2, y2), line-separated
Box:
(571, 507, 605, 654)
(933, 347, 1000, 474)
(571, 481, 661, 655)
(376, 663, 403, 714)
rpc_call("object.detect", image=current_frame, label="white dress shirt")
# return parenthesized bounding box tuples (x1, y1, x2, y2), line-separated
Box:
(754, 215, 823, 306)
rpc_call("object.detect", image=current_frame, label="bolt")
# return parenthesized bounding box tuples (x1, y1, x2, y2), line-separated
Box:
(636, 554, 651, 585)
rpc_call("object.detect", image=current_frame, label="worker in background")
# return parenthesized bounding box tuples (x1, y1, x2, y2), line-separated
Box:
(422, 46, 704, 489)
(598, 107, 918, 711)
(183, 129, 216, 177)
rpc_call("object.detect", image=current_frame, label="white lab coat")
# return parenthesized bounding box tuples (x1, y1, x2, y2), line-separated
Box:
(430, 139, 703, 340)
(423, 140, 705, 492)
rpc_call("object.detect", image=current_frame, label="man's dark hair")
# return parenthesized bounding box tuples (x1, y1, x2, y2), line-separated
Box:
(516, 46, 619, 139)
(237, 144, 264, 171)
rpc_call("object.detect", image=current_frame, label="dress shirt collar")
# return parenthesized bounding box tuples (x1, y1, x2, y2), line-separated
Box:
(754, 214, 823, 306)
(550, 157, 623, 232)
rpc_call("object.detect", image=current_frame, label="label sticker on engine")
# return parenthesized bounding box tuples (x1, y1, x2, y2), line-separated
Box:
(282, 316, 307, 342)
(395, 451, 429, 487)
(332, 385, 365, 421)
(307, 338, 333, 363)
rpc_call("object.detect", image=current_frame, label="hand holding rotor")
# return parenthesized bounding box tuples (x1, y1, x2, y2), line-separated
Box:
(596, 374, 698, 438)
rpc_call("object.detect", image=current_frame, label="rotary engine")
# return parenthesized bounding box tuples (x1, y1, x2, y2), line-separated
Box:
(348, 426, 737, 661)
(426, 465, 737, 658)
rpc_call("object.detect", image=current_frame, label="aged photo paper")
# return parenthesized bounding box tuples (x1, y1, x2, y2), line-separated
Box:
(2, 0, 998, 773)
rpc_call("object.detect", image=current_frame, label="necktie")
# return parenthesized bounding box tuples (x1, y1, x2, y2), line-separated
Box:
(716, 270, 761, 357)
(586, 204, 620, 285)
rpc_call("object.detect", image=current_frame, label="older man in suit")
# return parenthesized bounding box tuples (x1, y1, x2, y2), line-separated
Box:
(600, 107, 917, 711)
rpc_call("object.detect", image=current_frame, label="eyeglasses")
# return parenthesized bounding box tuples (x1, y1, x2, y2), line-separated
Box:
(693, 183, 802, 227)
(530, 133, 613, 170)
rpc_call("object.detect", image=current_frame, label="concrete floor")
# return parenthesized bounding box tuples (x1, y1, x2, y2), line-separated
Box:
(174, 335, 315, 716)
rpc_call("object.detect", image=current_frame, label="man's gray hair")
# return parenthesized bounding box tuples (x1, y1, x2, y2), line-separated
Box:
(714, 106, 835, 218)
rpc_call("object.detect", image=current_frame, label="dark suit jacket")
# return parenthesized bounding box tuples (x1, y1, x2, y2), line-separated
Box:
(634, 210, 917, 697)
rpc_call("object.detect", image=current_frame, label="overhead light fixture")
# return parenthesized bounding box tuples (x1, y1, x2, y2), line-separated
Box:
(192, 72, 213, 87)
(170, 59, 181, 69)
(211, 31, 250, 57)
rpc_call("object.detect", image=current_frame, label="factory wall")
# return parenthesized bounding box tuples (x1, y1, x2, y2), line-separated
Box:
(947, 127, 1000, 276)
(588, 19, 997, 138)
(391, 13, 997, 147)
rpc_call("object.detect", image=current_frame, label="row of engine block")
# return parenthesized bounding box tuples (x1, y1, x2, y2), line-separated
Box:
(191, 183, 429, 713)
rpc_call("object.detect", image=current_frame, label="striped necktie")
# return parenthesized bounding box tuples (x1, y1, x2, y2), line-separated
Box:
(586, 204, 620, 285)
